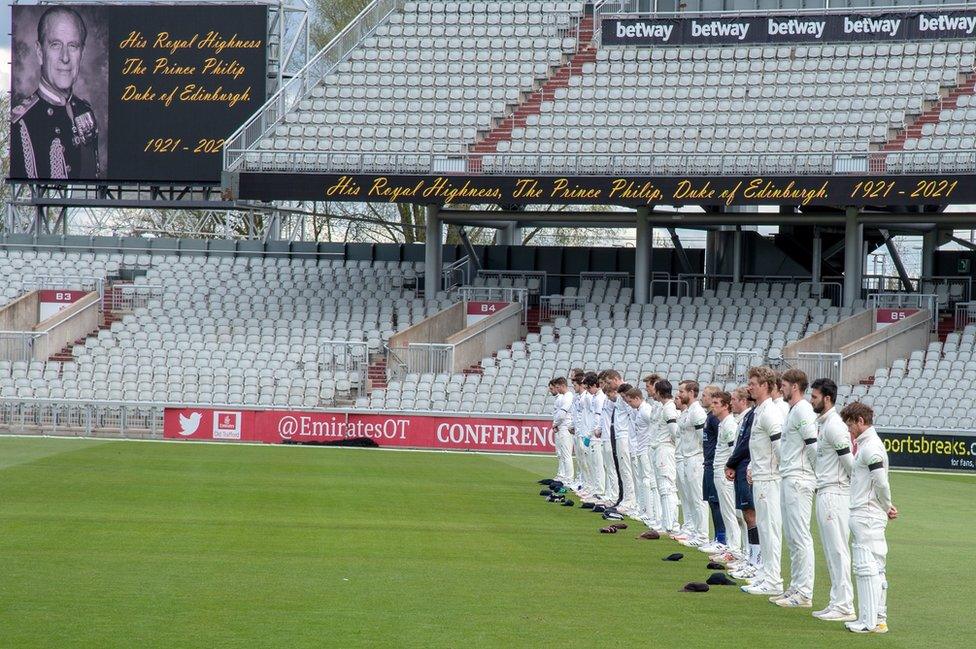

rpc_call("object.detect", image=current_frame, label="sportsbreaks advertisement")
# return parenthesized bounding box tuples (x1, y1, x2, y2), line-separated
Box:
(164, 408, 555, 453)
(602, 10, 976, 46)
(878, 430, 976, 472)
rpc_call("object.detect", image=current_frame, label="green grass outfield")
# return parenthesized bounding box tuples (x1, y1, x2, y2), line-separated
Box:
(1, 437, 973, 648)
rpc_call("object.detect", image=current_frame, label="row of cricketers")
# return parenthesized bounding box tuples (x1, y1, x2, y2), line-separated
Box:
(547, 366, 897, 634)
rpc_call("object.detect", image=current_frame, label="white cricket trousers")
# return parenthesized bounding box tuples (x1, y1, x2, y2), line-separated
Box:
(816, 489, 853, 613)
(587, 439, 606, 496)
(679, 453, 709, 538)
(653, 444, 678, 532)
(782, 476, 816, 599)
(614, 435, 638, 512)
(601, 437, 618, 502)
(632, 448, 659, 524)
(572, 433, 585, 487)
(554, 430, 574, 483)
(713, 468, 742, 552)
(851, 513, 889, 629)
(753, 478, 783, 591)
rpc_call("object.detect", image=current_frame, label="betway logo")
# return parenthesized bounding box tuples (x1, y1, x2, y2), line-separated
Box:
(615, 21, 674, 42)
(844, 16, 901, 36)
(919, 13, 976, 35)
(767, 18, 825, 40)
(691, 20, 750, 40)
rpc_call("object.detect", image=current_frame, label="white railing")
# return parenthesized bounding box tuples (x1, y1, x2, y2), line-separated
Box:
(475, 270, 547, 296)
(107, 284, 165, 313)
(224, 0, 402, 172)
(388, 343, 455, 376)
(799, 281, 844, 308)
(955, 301, 976, 330)
(869, 293, 939, 328)
(711, 348, 765, 383)
(538, 295, 589, 323)
(784, 352, 844, 385)
(649, 278, 690, 299)
(0, 332, 47, 363)
(319, 340, 369, 376)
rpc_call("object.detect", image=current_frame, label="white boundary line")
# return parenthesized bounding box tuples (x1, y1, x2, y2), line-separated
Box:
(4, 434, 976, 474)
(0, 433, 555, 459)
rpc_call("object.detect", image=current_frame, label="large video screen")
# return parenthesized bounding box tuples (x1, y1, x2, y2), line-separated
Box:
(9, 3, 267, 184)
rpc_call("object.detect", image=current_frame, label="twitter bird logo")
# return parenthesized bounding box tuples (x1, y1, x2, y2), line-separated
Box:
(178, 412, 202, 436)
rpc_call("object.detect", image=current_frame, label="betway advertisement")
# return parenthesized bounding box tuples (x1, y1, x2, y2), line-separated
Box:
(602, 10, 976, 46)
(164, 407, 555, 453)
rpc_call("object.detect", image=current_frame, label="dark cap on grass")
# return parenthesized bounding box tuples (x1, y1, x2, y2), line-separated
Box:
(581, 502, 594, 509)
(681, 582, 710, 593)
(592, 504, 606, 513)
(638, 530, 660, 540)
(600, 526, 618, 534)
(706, 573, 738, 586)
(663, 553, 684, 561)
(561, 499, 574, 507)
(706, 561, 725, 570)
(538, 479, 554, 485)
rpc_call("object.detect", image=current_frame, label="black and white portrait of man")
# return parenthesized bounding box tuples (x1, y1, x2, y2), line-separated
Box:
(10, 5, 108, 180)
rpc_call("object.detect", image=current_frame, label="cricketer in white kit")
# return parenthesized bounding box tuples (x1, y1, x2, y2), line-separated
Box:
(675, 381, 710, 545)
(548, 377, 574, 484)
(774, 369, 819, 608)
(653, 380, 681, 534)
(625, 387, 660, 528)
(741, 366, 786, 596)
(711, 391, 743, 558)
(841, 402, 897, 635)
(570, 375, 590, 494)
(810, 378, 856, 622)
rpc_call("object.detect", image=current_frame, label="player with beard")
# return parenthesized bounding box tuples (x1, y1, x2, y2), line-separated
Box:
(674, 380, 709, 546)
(773, 368, 818, 608)
(810, 378, 856, 622)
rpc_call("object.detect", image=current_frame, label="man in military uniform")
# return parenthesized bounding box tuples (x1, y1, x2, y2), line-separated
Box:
(11, 6, 100, 180)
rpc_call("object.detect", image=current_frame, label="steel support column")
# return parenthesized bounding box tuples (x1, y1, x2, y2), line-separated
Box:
(634, 207, 651, 305)
(425, 205, 442, 300)
(843, 208, 863, 307)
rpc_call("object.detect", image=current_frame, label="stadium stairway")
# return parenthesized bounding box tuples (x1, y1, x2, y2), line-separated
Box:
(880, 68, 976, 153)
(366, 355, 388, 390)
(47, 305, 121, 364)
(469, 14, 595, 167)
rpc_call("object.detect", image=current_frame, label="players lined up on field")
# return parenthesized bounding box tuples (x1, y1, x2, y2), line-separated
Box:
(547, 367, 897, 635)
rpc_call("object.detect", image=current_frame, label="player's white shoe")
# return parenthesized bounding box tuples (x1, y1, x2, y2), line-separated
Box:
(769, 588, 795, 604)
(698, 541, 723, 554)
(814, 607, 857, 622)
(845, 622, 888, 634)
(741, 581, 782, 596)
(669, 532, 691, 542)
(775, 593, 813, 608)
(730, 565, 758, 580)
